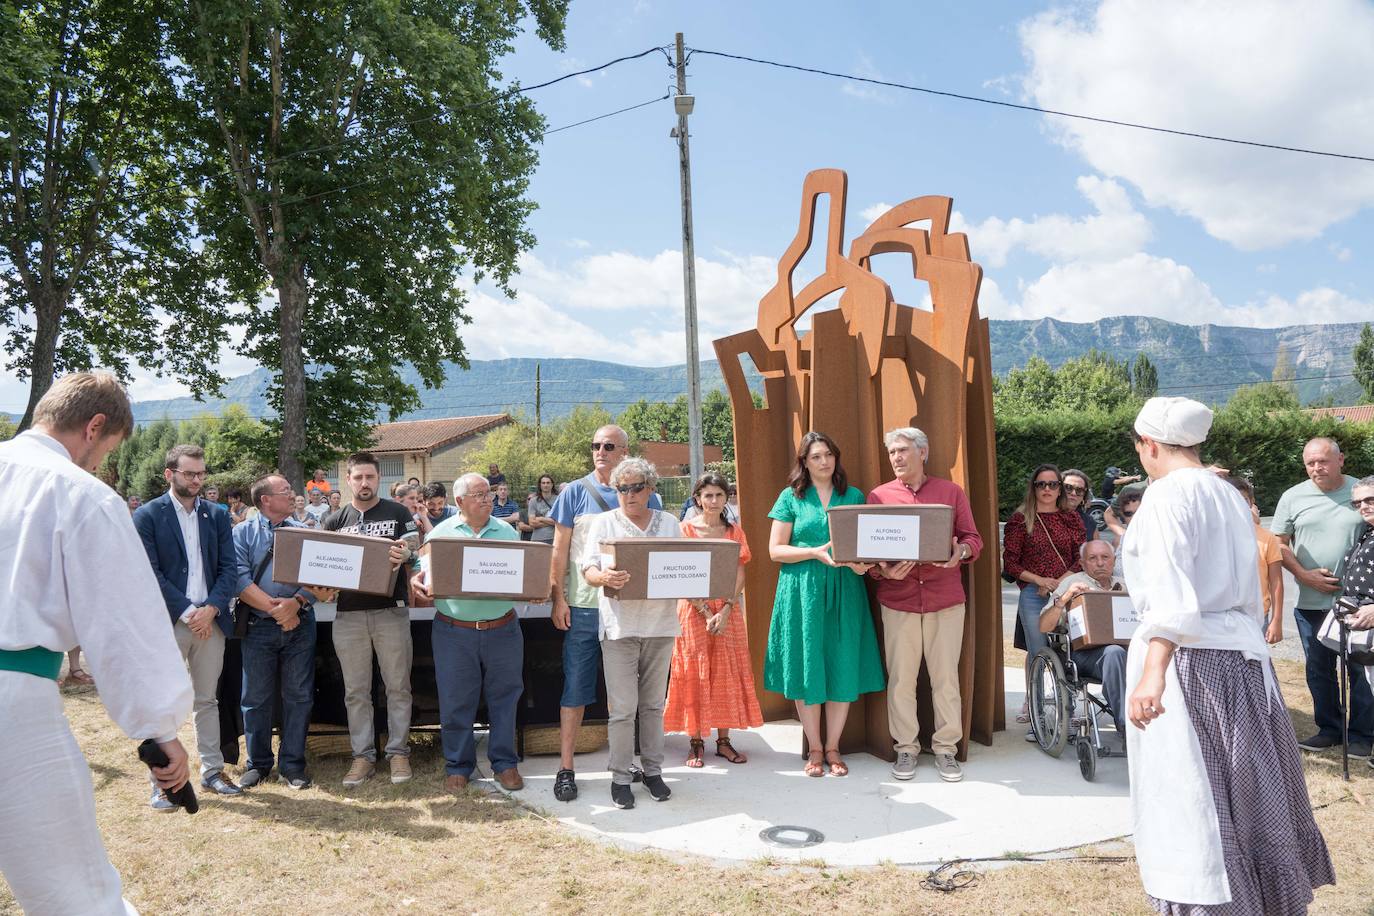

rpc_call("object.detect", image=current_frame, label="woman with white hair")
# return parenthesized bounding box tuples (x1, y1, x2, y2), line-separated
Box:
(581, 457, 682, 810)
(1124, 397, 1333, 914)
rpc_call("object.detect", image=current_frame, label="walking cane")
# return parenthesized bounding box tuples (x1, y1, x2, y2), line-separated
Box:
(1340, 618, 1350, 782)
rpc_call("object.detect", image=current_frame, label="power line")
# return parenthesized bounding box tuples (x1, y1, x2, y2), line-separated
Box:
(689, 47, 1374, 164)
(113, 46, 673, 207)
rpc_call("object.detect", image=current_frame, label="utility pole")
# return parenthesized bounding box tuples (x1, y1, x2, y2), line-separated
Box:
(673, 32, 704, 482)
(534, 362, 542, 455)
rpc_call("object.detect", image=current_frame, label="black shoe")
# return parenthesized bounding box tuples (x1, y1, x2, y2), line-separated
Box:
(611, 782, 635, 809)
(553, 768, 578, 802)
(642, 774, 671, 802)
(238, 767, 270, 788)
(281, 772, 312, 790)
(1348, 742, 1373, 759)
(201, 772, 243, 796)
(1298, 733, 1339, 752)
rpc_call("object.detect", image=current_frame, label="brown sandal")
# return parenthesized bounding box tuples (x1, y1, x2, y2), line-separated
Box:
(803, 749, 825, 778)
(824, 749, 848, 777)
(686, 738, 706, 768)
(715, 737, 747, 764)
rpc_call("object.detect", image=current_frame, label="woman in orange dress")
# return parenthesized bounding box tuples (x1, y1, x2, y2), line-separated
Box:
(664, 473, 763, 766)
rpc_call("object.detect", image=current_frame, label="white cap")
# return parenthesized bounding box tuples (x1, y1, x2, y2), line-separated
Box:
(1134, 397, 1213, 447)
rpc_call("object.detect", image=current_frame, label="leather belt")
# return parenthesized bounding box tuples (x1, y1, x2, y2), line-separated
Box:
(433, 608, 516, 630)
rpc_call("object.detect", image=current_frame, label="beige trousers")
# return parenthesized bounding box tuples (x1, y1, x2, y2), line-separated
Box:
(882, 603, 965, 756)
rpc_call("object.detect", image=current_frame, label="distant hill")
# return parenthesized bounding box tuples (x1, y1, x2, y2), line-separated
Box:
(119, 316, 1368, 424)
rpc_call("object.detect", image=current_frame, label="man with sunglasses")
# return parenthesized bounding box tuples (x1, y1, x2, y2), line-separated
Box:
(1270, 437, 1370, 756)
(133, 444, 240, 804)
(547, 425, 662, 802)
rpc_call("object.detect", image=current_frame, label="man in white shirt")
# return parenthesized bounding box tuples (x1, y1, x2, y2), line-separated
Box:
(0, 372, 193, 915)
(133, 444, 241, 804)
(304, 487, 331, 526)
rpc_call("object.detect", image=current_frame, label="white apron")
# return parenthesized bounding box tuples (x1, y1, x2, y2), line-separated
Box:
(1125, 632, 1229, 905)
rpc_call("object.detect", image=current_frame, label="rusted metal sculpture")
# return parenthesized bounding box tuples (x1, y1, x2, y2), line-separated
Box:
(713, 168, 1003, 761)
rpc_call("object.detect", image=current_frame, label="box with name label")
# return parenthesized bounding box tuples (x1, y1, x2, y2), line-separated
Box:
(420, 538, 553, 601)
(599, 537, 741, 601)
(272, 527, 400, 597)
(1065, 589, 1138, 649)
(825, 503, 955, 564)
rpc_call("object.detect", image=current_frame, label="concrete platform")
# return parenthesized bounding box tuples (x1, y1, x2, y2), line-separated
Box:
(501, 667, 1131, 867)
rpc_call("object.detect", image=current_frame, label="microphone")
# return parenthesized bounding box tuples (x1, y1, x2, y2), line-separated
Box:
(138, 739, 199, 814)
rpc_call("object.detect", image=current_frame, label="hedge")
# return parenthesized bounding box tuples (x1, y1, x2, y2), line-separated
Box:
(993, 408, 1374, 518)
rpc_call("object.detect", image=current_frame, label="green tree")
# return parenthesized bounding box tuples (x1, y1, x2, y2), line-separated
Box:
(1219, 381, 1301, 418)
(1, 0, 228, 431)
(995, 350, 1136, 415)
(1354, 323, 1374, 404)
(1131, 353, 1159, 398)
(171, 1, 569, 488)
(463, 405, 613, 489)
(1272, 345, 1297, 391)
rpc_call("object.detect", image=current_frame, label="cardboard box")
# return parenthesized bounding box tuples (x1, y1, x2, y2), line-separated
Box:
(1065, 589, 1138, 649)
(825, 503, 955, 563)
(420, 538, 553, 602)
(599, 537, 741, 601)
(272, 527, 400, 597)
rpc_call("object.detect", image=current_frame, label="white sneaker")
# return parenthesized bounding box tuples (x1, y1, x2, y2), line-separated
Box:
(891, 751, 918, 780)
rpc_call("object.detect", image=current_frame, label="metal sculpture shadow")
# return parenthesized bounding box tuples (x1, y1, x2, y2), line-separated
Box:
(714, 168, 1003, 761)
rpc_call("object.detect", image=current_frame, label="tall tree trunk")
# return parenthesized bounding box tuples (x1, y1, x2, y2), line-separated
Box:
(276, 262, 307, 489)
(16, 288, 65, 432)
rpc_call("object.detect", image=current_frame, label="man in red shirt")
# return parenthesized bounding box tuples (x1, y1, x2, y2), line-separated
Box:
(868, 427, 982, 783)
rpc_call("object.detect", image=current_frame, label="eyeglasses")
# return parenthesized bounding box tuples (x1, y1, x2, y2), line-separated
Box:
(1033, 480, 1061, 490)
(616, 482, 649, 495)
(268, 489, 293, 497)
(463, 492, 494, 502)
(1062, 484, 1086, 495)
(591, 442, 619, 453)
(1352, 496, 1374, 510)
(174, 470, 208, 480)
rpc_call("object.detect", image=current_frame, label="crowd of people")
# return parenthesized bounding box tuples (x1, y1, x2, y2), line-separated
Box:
(3, 371, 1370, 914)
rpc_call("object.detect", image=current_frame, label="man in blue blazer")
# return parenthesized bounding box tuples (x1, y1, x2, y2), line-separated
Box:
(133, 443, 240, 804)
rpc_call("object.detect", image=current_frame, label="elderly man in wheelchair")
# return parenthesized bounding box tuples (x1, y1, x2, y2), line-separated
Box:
(1026, 538, 1128, 780)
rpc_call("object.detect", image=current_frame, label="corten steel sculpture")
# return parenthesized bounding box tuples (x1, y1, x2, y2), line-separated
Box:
(713, 168, 1003, 761)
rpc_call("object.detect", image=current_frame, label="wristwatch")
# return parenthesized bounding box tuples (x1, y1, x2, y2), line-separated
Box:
(957, 542, 972, 561)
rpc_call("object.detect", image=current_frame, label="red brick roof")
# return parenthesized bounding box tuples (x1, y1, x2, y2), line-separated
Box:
(1303, 405, 1374, 424)
(637, 440, 725, 473)
(369, 415, 511, 453)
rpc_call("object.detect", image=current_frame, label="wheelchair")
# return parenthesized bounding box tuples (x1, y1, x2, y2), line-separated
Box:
(1026, 627, 1123, 781)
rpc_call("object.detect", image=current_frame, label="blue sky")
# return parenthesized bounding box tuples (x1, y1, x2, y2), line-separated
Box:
(4, 0, 1371, 410)
(447, 0, 1372, 369)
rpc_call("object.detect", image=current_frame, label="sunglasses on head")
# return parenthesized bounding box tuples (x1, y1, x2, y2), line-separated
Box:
(1033, 480, 1061, 490)
(591, 442, 618, 453)
(616, 482, 649, 495)
(1352, 496, 1374, 510)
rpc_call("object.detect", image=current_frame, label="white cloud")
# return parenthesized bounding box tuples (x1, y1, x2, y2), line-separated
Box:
(840, 53, 893, 104)
(953, 175, 1151, 268)
(1019, 0, 1374, 249)
(1331, 244, 1353, 262)
(1006, 253, 1222, 322)
(557, 57, 595, 89)
(860, 202, 893, 224)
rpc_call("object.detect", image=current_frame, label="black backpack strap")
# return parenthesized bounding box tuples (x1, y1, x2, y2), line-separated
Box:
(579, 475, 613, 513)
(232, 541, 277, 638)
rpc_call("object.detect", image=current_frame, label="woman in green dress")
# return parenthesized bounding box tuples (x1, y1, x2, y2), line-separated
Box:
(766, 431, 886, 777)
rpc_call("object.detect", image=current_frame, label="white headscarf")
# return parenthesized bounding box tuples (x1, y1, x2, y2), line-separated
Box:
(1134, 397, 1213, 447)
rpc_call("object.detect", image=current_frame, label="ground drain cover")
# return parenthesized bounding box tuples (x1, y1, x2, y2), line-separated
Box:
(759, 825, 825, 848)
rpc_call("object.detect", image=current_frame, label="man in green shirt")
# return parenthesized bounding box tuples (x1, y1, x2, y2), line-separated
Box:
(1270, 437, 1368, 755)
(418, 472, 527, 793)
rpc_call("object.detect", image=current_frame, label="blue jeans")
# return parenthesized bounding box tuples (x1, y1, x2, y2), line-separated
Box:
(240, 611, 316, 776)
(432, 615, 524, 777)
(560, 606, 602, 708)
(1017, 585, 1051, 664)
(1294, 607, 1374, 744)
(1071, 644, 1127, 735)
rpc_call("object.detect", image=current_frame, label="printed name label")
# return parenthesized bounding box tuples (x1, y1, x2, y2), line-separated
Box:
(1111, 596, 1140, 641)
(298, 540, 364, 590)
(462, 546, 525, 594)
(646, 551, 712, 599)
(856, 513, 921, 560)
